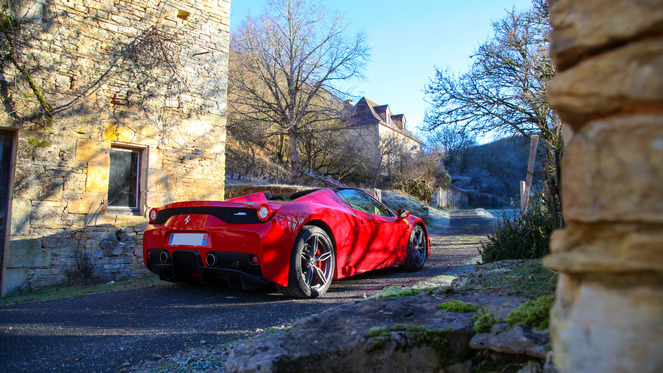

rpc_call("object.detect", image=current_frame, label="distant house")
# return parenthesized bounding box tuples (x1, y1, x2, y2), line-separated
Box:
(350, 97, 421, 153)
(347, 97, 421, 176)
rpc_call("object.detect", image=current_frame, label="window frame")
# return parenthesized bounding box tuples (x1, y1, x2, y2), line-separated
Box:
(106, 144, 147, 215)
(336, 189, 395, 218)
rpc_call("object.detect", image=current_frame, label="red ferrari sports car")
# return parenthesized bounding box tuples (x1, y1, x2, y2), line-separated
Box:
(143, 188, 430, 298)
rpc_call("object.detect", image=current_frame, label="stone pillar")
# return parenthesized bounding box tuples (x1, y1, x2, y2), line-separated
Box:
(543, 0, 663, 372)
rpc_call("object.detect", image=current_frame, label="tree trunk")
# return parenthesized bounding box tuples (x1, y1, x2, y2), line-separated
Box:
(289, 129, 299, 185)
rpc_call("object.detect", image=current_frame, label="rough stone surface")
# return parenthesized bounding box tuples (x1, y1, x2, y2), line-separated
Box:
(545, 0, 663, 371)
(550, 278, 663, 372)
(470, 324, 550, 359)
(546, 223, 663, 273)
(549, 0, 663, 69)
(1, 0, 231, 295)
(6, 238, 50, 268)
(549, 41, 663, 126)
(558, 115, 663, 223)
(225, 290, 534, 373)
(2, 268, 28, 295)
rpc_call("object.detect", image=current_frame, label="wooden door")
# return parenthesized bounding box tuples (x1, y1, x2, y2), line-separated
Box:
(0, 130, 15, 295)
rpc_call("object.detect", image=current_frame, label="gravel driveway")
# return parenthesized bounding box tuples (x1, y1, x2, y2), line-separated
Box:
(0, 209, 493, 372)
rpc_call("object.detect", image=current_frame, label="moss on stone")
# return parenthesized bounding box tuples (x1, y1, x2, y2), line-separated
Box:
(368, 323, 425, 338)
(365, 336, 387, 352)
(27, 138, 51, 148)
(507, 294, 555, 329)
(366, 324, 455, 362)
(377, 286, 435, 298)
(472, 309, 495, 333)
(367, 326, 391, 338)
(413, 327, 454, 360)
(437, 300, 478, 313)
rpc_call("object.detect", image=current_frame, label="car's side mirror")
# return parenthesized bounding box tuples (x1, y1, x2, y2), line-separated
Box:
(397, 209, 410, 219)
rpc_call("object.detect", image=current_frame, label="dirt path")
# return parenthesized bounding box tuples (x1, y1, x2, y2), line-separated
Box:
(0, 209, 495, 372)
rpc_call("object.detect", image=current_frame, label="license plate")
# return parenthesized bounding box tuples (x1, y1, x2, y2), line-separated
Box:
(168, 233, 209, 246)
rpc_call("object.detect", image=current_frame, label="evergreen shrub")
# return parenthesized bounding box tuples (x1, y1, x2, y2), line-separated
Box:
(479, 190, 556, 263)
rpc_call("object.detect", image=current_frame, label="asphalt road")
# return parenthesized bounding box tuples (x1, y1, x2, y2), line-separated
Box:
(0, 209, 494, 373)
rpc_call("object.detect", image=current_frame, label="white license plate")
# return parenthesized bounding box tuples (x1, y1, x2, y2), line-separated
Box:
(168, 233, 209, 246)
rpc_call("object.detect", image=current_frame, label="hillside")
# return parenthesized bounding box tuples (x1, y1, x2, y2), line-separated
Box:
(446, 136, 546, 204)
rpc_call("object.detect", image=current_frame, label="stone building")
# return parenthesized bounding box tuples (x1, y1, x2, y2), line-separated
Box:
(350, 97, 421, 152)
(348, 97, 421, 177)
(0, 0, 231, 296)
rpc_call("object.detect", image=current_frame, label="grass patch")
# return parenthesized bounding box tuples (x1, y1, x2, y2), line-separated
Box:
(507, 294, 555, 329)
(0, 276, 162, 306)
(437, 300, 477, 313)
(457, 259, 556, 298)
(374, 286, 435, 299)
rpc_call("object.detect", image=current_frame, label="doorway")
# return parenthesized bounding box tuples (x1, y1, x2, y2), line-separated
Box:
(0, 130, 15, 296)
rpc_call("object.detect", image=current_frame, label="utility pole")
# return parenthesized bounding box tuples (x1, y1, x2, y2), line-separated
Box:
(520, 135, 539, 213)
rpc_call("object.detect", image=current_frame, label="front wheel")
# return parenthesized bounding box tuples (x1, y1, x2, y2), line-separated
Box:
(403, 224, 427, 271)
(279, 226, 335, 298)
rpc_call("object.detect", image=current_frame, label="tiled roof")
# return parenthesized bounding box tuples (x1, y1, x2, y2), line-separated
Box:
(350, 97, 382, 126)
(391, 114, 405, 130)
(350, 97, 419, 143)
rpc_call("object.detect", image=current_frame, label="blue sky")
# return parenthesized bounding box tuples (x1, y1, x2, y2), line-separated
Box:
(229, 0, 534, 135)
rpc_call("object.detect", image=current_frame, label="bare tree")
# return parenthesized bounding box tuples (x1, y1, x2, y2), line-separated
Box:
(423, 0, 561, 172)
(229, 0, 369, 184)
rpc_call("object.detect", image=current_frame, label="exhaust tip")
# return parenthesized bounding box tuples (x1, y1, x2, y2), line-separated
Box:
(159, 251, 170, 264)
(206, 253, 218, 267)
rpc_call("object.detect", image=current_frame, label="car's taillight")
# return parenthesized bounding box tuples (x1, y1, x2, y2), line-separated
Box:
(256, 204, 273, 222)
(149, 208, 159, 223)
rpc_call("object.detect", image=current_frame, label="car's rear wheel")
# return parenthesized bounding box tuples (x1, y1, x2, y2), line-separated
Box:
(403, 224, 427, 271)
(280, 225, 335, 298)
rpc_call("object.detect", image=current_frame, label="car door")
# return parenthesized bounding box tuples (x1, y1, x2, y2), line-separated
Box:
(336, 189, 403, 271)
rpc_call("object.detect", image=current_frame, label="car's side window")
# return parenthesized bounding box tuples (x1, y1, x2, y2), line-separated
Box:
(337, 189, 394, 217)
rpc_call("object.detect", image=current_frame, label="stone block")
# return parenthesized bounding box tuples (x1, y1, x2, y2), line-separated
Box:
(561, 115, 663, 223)
(10, 198, 32, 236)
(29, 268, 67, 288)
(226, 292, 477, 373)
(85, 156, 110, 193)
(76, 138, 109, 162)
(30, 201, 67, 229)
(2, 268, 28, 296)
(549, 0, 663, 69)
(15, 174, 65, 202)
(549, 40, 663, 127)
(7, 238, 51, 268)
(65, 194, 106, 216)
(546, 223, 663, 273)
(103, 123, 139, 143)
(550, 278, 663, 372)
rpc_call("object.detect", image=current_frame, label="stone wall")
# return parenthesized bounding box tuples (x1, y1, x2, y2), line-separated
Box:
(1, 0, 231, 295)
(544, 0, 663, 371)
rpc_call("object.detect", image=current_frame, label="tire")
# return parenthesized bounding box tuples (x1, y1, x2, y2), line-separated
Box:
(279, 225, 335, 298)
(403, 224, 427, 271)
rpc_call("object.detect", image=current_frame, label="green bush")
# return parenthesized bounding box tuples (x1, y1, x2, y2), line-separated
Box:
(394, 178, 434, 203)
(479, 190, 556, 263)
